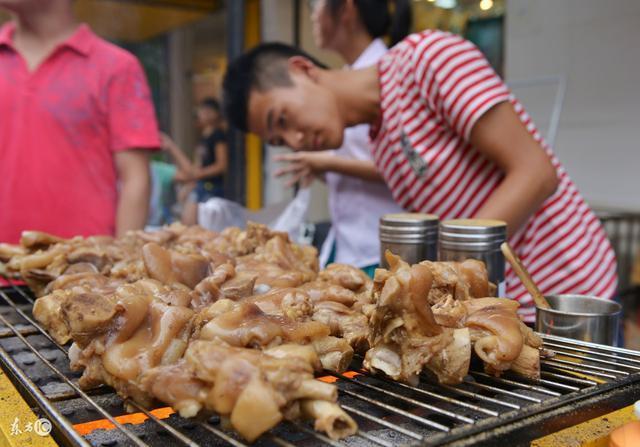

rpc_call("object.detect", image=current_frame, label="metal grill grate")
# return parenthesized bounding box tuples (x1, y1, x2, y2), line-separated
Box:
(1, 280, 640, 447)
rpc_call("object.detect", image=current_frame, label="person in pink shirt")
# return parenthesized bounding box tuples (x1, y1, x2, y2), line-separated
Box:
(0, 0, 160, 243)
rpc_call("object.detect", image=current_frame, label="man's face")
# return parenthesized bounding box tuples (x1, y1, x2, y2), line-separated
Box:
(247, 72, 345, 151)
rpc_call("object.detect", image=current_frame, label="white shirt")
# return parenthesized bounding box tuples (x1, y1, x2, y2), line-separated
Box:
(319, 39, 404, 268)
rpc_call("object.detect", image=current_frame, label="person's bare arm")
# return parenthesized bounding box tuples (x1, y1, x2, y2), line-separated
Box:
(115, 150, 151, 237)
(471, 102, 559, 237)
(326, 156, 382, 181)
(161, 133, 196, 176)
(274, 151, 383, 187)
(191, 142, 228, 180)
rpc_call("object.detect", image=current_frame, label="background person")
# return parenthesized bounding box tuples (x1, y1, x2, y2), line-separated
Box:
(0, 0, 159, 242)
(275, 0, 410, 275)
(162, 97, 228, 225)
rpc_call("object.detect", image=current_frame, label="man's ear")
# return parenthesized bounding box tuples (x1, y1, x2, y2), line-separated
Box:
(287, 56, 322, 83)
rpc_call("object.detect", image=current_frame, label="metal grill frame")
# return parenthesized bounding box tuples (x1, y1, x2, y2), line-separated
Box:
(1, 280, 640, 447)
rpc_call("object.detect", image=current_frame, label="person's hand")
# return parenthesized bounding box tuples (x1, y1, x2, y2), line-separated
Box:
(160, 132, 177, 153)
(173, 169, 192, 183)
(273, 151, 334, 188)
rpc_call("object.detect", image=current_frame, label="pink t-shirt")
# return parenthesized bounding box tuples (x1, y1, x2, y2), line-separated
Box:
(0, 23, 160, 243)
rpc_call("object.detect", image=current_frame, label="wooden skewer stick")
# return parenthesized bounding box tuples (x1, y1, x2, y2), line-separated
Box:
(500, 242, 551, 309)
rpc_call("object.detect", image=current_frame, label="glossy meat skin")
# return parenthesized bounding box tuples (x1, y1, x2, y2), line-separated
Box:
(23, 223, 357, 441)
(141, 341, 356, 442)
(364, 251, 541, 384)
(7, 224, 549, 442)
(431, 294, 542, 379)
(54, 281, 354, 441)
(365, 252, 467, 385)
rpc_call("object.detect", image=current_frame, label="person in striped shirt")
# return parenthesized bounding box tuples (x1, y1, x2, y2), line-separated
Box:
(222, 31, 618, 321)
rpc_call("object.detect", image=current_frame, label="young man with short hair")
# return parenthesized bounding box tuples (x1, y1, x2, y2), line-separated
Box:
(222, 32, 617, 320)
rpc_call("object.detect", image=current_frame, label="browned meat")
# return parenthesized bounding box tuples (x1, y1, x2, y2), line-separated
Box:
(195, 298, 352, 372)
(364, 251, 467, 385)
(386, 257, 493, 307)
(19, 231, 64, 250)
(310, 336, 354, 373)
(141, 341, 356, 442)
(142, 243, 211, 289)
(433, 295, 541, 379)
(190, 263, 256, 310)
(445, 259, 496, 297)
(6, 222, 551, 443)
(318, 263, 372, 296)
(301, 281, 359, 307)
(245, 288, 314, 321)
(301, 272, 373, 351)
(204, 222, 282, 258)
(462, 298, 541, 379)
(33, 290, 74, 344)
(64, 281, 195, 406)
(4, 223, 362, 442)
(236, 233, 318, 288)
(44, 272, 123, 296)
(197, 300, 330, 348)
(0, 243, 27, 263)
(311, 301, 369, 352)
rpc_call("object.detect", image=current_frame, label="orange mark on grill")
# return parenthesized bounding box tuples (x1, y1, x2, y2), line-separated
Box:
(317, 370, 361, 383)
(73, 407, 174, 436)
(317, 375, 338, 383)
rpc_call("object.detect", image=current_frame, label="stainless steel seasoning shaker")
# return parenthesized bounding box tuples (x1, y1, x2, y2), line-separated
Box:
(379, 213, 439, 268)
(439, 219, 507, 296)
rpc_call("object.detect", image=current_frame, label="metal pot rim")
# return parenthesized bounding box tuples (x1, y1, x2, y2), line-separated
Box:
(535, 294, 622, 317)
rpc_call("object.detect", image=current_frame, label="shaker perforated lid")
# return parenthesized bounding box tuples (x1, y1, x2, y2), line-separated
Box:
(379, 213, 439, 243)
(380, 213, 439, 227)
(439, 218, 507, 251)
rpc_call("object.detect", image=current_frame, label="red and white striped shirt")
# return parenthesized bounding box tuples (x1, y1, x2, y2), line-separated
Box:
(372, 30, 617, 320)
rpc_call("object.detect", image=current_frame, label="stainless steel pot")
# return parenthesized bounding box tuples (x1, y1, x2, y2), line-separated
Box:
(535, 295, 622, 346)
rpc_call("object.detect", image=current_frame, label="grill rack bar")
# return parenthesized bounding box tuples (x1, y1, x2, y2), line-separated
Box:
(199, 422, 248, 447)
(332, 371, 475, 424)
(392, 379, 500, 417)
(291, 422, 343, 447)
(126, 399, 199, 447)
(266, 434, 297, 447)
(544, 343, 640, 367)
(471, 372, 562, 396)
(540, 371, 597, 386)
(338, 386, 451, 432)
(545, 357, 631, 375)
(541, 333, 640, 357)
(439, 383, 521, 410)
(0, 306, 150, 446)
(462, 380, 542, 403)
(1, 280, 640, 447)
(535, 377, 581, 392)
(341, 404, 424, 442)
(0, 343, 91, 447)
(354, 429, 395, 447)
(542, 360, 619, 379)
